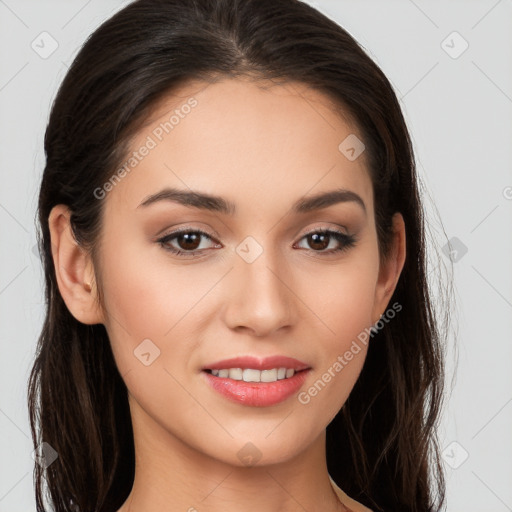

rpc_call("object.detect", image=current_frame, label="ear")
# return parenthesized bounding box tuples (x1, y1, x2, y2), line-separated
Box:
(371, 212, 406, 324)
(48, 204, 104, 325)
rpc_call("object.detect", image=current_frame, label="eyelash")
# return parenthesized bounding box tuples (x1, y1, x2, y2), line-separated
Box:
(157, 227, 357, 258)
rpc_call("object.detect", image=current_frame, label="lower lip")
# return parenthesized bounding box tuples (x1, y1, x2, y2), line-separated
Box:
(202, 369, 311, 407)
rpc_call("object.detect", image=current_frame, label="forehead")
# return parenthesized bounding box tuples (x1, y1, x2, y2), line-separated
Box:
(104, 76, 373, 218)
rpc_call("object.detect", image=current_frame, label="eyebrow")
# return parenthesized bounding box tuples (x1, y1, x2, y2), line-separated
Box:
(137, 186, 366, 216)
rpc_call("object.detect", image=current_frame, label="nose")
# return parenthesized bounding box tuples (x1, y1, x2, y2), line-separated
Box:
(222, 249, 296, 337)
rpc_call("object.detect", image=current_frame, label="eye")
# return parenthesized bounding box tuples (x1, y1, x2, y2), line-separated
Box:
(157, 227, 357, 258)
(157, 228, 220, 257)
(295, 228, 357, 254)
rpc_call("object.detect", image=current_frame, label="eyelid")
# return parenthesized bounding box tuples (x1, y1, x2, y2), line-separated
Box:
(156, 223, 357, 258)
(157, 222, 350, 243)
(299, 224, 349, 236)
(155, 225, 220, 243)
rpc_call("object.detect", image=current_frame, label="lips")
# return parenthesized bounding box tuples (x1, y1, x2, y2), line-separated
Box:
(201, 355, 312, 407)
(202, 355, 311, 372)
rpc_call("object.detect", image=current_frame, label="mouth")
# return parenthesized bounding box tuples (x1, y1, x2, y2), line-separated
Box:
(202, 354, 310, 373)
(203, 367, 308, 383)
(200, 355, 312, 407)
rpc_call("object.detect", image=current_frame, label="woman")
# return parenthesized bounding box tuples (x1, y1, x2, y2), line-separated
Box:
(28, 0, 448, 511)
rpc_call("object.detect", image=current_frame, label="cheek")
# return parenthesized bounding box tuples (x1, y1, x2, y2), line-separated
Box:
(304, 253, 379, 338)
(299, 300, 371, 424)
(97, 238, 215, 371)
(93, 232, 379, 465)
(297, 256, 377, 414)
(98, 246, 212, 423)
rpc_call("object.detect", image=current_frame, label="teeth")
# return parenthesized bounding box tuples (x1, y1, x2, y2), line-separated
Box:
(209, 367, 296, 382)
(260, 369, 277, 382)
(243, 369, 261, 382)
(228, 368, 243, 380)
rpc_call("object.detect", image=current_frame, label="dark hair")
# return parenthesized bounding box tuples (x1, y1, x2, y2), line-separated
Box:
(28, 0, 450, 510)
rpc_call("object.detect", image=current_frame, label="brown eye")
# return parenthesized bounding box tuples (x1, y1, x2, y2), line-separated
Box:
(157, 227, 356, 259)
(175, 232, 202, 251)
(157, 229, 219, 257)
(306, 232, 330, 251)
(296, 229, 357, 254)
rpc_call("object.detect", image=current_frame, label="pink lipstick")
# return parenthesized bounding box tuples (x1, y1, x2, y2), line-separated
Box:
(201, 355, 311, 407)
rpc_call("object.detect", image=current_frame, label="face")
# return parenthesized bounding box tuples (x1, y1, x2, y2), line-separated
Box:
(93, 76, 394, 467)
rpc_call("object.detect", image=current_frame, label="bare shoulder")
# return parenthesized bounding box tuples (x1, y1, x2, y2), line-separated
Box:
(341, 494, 373, 512)
(329, 476, 373, 512)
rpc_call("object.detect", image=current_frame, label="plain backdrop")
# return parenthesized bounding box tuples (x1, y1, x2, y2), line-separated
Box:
(0, 1, 511, 511)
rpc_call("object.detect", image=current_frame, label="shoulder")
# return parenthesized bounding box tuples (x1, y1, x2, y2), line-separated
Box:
(329, 475, 373, 512)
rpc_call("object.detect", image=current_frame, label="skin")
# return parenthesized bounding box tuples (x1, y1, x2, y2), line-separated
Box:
(49, 76, 406, 512)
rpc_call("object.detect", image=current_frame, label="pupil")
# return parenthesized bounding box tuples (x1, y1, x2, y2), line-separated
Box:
(309, 233, 329, 250)
(179, 233, 201, 250)
(175, 232, 332, 252)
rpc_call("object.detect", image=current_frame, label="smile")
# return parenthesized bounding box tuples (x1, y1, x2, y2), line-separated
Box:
(207, 367, 297, 382)
(202, 368, 311, 407)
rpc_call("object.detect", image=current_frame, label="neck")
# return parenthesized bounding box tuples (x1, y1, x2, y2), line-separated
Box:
(117, 397, 343, 512)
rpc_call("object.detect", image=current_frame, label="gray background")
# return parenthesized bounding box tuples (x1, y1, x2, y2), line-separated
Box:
(1, 0, 511, 510)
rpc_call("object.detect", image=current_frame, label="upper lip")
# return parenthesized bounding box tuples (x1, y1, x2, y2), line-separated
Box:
(203, 355, 311, 372)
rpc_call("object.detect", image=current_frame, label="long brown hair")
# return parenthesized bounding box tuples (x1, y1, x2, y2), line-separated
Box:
(28, 0, 450, 510)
